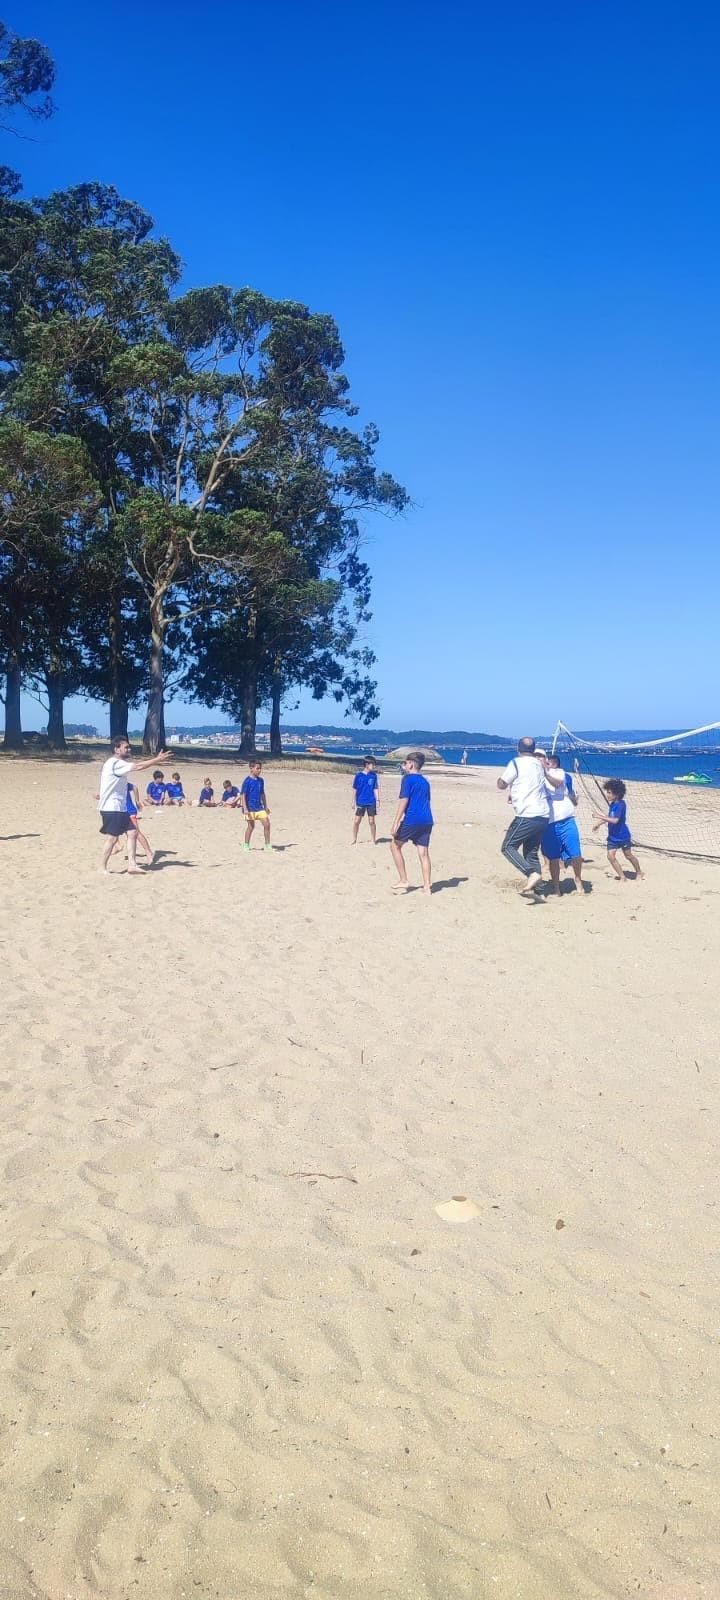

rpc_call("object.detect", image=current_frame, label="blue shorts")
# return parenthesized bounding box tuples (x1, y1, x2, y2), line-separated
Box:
(395, 823, 432, 847)
(608, 834, 632, 850)
(542, 816, 581, 861)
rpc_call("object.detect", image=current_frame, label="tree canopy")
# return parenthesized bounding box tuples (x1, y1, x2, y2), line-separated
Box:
(0, 37, 407, 752)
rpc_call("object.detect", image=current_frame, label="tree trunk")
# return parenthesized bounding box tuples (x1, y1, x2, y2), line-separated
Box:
(3, 661, 22, 749)
(110, 694, 129, 740)
(108, 591, 128, 739)
(240, 661, 257, 755)
(45, 668, 66, 750)
(142, 603, 167, 754)
(270, 658, 283, 756)
(3, 609, 23, 750)
(239, 595, 258, 756)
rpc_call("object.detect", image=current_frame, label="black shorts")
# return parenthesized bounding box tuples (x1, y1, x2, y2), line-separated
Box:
(394, 822, 432, 847)
(356, 804, 377, 817)
(99, 811, 132, 837)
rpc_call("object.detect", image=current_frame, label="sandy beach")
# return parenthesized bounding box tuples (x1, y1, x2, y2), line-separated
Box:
(1, 754, 719, 1600)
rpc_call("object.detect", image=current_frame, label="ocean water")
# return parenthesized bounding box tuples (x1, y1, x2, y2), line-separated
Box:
(286, 742, 720, 787)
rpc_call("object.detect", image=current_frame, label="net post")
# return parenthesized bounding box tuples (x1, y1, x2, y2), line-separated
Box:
(551, 720, 562, 755)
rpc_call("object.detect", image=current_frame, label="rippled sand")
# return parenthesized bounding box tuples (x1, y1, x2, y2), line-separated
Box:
(0, 755, 718, 1599)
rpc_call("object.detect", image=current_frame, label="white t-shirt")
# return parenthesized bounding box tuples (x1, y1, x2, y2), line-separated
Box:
(98, 756, 133, 812)
(501, 754, 550, 819)
(546, 768, 576, 822)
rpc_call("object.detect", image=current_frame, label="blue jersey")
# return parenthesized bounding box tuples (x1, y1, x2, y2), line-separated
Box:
(353, 770, 378, 806)
(166, 781, 184, 799)
(198, 786, 214, 804)
(608, 799, 631, 845)
(241, 775, 266, 810)
(400, 772, 433, 827)
(221, 786, 239, 803)
(126, 784, 138, 815)
(146, 781, 165, 802)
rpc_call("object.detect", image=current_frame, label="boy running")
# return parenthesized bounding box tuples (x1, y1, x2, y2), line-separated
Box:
(352, 757, 380, 843)
(241, 761, 271, 850)
(125, 783, 154, 863)
(592, 779, 644, 882)
(390, 752, 433, 895)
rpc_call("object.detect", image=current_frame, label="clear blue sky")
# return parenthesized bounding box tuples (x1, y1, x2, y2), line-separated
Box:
(11, 0, 720, 735)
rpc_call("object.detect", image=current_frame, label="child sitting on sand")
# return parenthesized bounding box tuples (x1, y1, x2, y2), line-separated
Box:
(197, 778, 216, 806)
(390, 752, 433, 896)
(165, 772, 186, 805)
(145, 770, 167, 805)
(592, 779, 644, 882)
(220, 780, 240, 807)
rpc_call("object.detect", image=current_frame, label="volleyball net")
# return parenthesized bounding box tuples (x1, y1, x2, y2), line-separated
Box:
(551, 720, 720, 860)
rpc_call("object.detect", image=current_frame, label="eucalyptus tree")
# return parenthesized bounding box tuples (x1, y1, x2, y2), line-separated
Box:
(0, 419, 97, 745)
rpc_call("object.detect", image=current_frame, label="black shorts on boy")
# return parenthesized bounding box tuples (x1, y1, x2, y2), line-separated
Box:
(99, 812, 132, 837)
(394, 822, 432, 847)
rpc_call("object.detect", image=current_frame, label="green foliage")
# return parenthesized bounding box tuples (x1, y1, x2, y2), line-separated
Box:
(0, 161, 407, 748)
(0, 21, 55, 122)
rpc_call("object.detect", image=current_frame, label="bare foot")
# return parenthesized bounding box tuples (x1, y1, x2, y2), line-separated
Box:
(145, 850, 155, 867)
(127, 865, 144, 876)
(422, 886, 432, 896)
(391, 882, 410, 893)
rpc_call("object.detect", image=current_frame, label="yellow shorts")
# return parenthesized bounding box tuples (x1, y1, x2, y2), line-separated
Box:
(247, 810, 268, 821)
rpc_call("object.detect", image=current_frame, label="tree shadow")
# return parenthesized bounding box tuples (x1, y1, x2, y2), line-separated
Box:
(0, 833, 41, 840)
(431, 876, 469, 894)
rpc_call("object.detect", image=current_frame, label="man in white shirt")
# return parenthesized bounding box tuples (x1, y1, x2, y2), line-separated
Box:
(497, 736, 564, 896)
(98, 735, 171, 874)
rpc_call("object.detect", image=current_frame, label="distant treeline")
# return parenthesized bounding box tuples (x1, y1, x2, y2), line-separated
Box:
(148, 723, 514, 744)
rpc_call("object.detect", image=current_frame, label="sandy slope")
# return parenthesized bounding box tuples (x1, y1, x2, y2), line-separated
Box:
(0, 755, 719, 1600)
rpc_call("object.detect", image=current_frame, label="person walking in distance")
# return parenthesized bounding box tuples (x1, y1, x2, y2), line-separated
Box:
(497, 736, 564, 897)
(98, 735, 171, 875)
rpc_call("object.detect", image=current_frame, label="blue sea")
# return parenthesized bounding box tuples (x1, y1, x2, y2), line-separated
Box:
(286, 742, 720, 787)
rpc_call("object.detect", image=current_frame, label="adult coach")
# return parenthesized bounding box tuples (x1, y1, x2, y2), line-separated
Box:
(497, 736, 563, 895)
(98, 735, 171, 874)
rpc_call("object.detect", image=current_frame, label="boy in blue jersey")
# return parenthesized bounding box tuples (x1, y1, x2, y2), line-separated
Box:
(145, 770, 167, 805)
(352, 757, 380, 843)
(390, 752, 433, 895)
(592, 779, 644, 882)
(221, 780, 240, 807)
(126, 783, 154, 862)
(541, 752, 584, 895)
(241, 760, 271, 850)
(165, 771, 186, 805)
(198, 777, 216, 806)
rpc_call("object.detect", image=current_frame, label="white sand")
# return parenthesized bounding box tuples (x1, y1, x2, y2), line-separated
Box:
(0, 755, 719, 1599)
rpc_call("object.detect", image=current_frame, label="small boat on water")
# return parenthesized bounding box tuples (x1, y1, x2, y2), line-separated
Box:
(673, 772, 712, 786)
